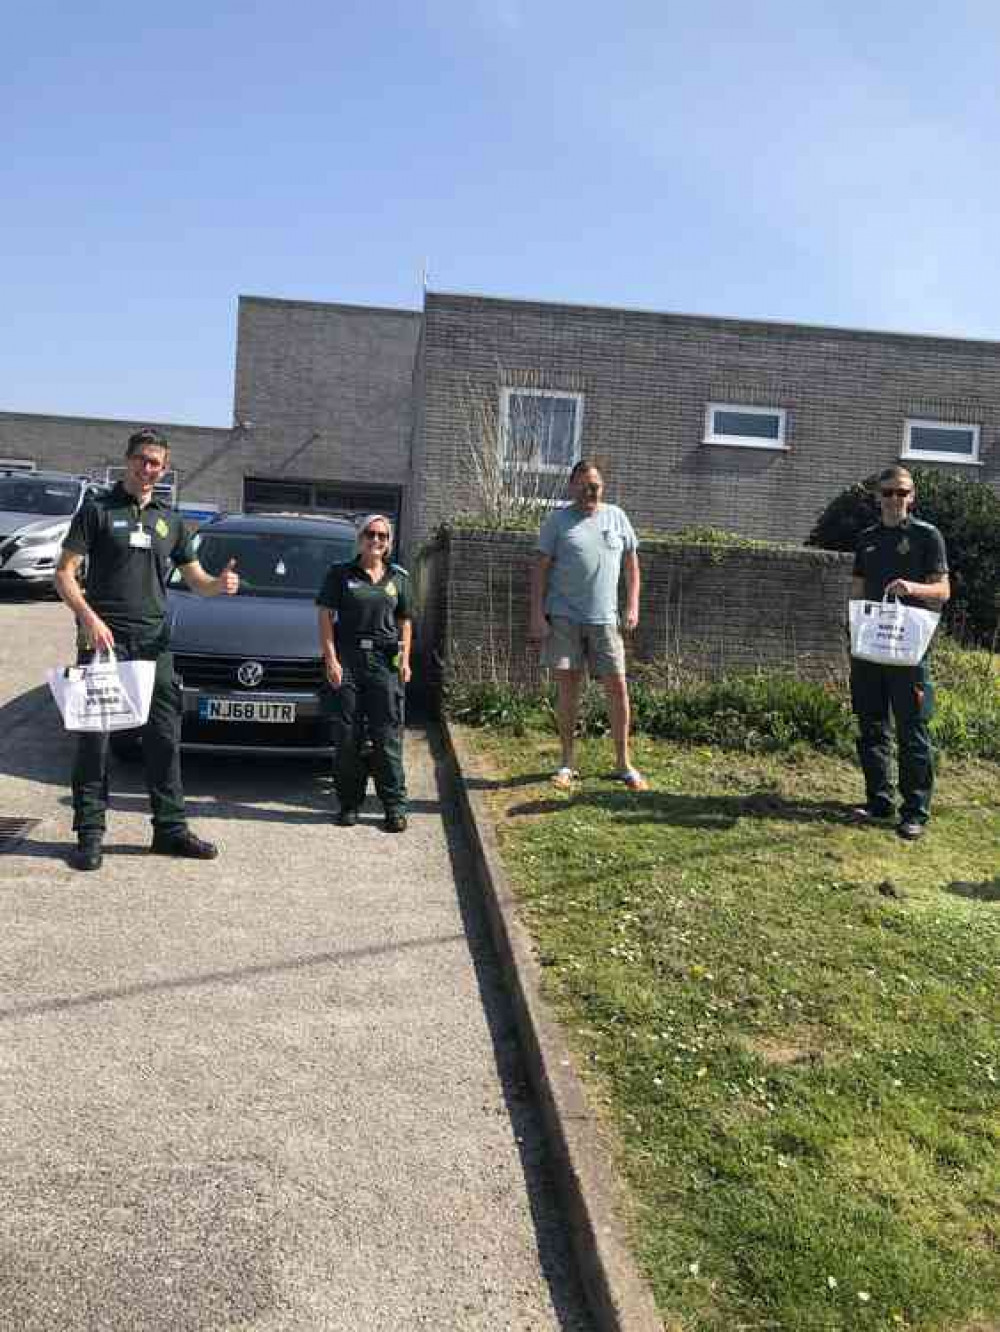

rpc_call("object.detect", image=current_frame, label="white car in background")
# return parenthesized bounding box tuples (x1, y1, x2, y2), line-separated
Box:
(0, 471, 105, 589)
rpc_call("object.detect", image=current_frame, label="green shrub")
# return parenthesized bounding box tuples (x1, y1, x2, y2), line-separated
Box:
(441, 679, 547, 734)
(808, 468, 1000, 643)
(929, 638, 1000, 759)
(443, 641, 1000, 761)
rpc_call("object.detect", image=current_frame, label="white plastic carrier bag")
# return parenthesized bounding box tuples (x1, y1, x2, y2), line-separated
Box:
(849, 594, 940, 667)
(46, 649, 156, 733)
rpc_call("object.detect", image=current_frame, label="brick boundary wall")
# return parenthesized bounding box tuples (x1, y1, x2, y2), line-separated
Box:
(415, 528, 854, 693)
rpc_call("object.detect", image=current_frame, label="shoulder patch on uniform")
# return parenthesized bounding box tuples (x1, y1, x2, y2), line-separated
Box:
(155, 518, 170, 538)
(384, 580, 398, 598)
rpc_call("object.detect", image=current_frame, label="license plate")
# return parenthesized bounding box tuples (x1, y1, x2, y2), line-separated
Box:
(197, 698, 297, 723)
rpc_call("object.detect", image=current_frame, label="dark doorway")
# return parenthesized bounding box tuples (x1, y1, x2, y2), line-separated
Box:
(243, 476, 402, 536)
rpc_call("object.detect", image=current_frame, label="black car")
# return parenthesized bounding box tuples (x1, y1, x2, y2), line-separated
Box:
(164, 512, 357, 755)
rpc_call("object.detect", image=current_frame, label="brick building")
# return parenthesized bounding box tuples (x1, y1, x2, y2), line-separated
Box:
(408, 291, 1000, 551)
(2, 289, 998, 557)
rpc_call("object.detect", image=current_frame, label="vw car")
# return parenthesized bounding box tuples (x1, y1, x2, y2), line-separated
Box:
(0, 471, 104, 589)
(164, 512, 357, 755)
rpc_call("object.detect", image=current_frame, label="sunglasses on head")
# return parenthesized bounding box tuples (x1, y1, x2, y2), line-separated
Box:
(880, 488, 912, 499)
(363, 529, 389, 541)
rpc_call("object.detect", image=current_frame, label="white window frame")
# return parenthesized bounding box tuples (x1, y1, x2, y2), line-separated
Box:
(499, 387, 584, 473)
(703, 402, 788, 450)
(0, 457, 37, 473)
(902, 418, 981, 466)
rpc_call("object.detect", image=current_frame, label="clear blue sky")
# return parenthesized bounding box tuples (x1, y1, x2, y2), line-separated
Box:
(4, 0, 1000, 426)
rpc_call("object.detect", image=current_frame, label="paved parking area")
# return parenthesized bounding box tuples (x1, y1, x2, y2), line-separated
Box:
(0, 597, 592, 1331)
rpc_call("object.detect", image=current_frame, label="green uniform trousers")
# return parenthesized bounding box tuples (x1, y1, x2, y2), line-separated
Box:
(849, 656, 935, 824)
(333, 649, 407, 816)
(72, 649, 187, 837)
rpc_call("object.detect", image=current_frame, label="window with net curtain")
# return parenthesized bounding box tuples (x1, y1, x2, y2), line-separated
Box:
(502, 390, 582, 470)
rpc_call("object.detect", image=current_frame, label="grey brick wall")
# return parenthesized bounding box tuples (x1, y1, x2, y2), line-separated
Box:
(233, 295, 421, 499)
(0, 411, 238, 509)
(0, 296, 422, 526)
(416, 529, 853, 692)
(412, 292, 1000, 548)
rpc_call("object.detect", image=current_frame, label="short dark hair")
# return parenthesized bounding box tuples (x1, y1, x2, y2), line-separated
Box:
(126, 428, 169, 457)
(569, 458, 602, 483)
(876, 464, 913, 488)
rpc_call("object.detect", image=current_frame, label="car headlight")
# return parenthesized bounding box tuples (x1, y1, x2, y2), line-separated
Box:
(15, 532, 60, 549)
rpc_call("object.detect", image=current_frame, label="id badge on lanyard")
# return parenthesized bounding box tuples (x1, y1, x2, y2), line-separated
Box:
(129, 526, 152, 550)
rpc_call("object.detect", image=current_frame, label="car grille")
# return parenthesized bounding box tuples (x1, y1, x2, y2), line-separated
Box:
(182, 717, 332, 749)
(173, 653, 325, 691)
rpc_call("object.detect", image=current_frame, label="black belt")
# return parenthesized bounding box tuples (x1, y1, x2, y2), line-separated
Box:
(352, 637, 398, 652)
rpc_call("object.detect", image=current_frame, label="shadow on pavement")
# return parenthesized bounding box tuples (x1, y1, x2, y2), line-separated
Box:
(0, 932, 467, 1025)
(0, 686, 446, 825)
(427, 725, 593, 1332)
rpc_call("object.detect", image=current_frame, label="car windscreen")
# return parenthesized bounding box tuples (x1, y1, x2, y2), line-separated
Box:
(0, 477, 81, 516)
(170, 531, 356, 598)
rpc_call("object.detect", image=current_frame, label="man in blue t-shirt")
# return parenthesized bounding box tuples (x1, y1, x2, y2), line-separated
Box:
(529, 460, 647, 791)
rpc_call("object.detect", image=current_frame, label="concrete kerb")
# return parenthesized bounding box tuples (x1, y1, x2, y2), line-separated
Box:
(438, 720, 664, 1332)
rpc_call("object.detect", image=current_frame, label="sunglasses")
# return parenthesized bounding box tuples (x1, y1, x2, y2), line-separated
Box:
(362, 529, 389, 541)
(880, 489, 912, 499)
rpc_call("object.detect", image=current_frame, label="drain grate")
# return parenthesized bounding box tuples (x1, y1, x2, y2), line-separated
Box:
(0, 816, 40, 853)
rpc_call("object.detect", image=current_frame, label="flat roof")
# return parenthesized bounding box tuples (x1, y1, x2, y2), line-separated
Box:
(238, 293, 421, 321)
(426, 287, 1000, 352)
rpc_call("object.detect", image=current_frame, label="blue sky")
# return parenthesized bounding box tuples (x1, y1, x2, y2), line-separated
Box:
(4, 0, 1000, 425)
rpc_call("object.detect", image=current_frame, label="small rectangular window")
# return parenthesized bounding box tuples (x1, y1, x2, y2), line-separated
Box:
(902, 419, 980, 465)
(500, 388, 584, 472)
(0, 458, 37, 473)
(704, 403, 787, 449)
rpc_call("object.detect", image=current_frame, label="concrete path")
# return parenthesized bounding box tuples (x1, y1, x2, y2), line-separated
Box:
(0, 597, 593, 1331)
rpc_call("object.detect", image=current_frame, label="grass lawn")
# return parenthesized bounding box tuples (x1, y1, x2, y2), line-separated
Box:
(460, 728, 1000, 1332)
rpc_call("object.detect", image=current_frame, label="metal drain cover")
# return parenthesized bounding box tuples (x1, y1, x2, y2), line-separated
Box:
(0, 817, 40, 853)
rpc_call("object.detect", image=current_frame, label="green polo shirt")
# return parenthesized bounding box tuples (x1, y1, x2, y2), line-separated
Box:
(853, 518, 948, 611)
(63, 483, 197, 643)
(316, 560, 412, 651)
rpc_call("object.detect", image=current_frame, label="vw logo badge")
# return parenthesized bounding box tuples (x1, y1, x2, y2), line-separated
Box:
(237, 660, 265, 688)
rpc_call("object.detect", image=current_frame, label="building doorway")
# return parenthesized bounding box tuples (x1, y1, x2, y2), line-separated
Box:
(243, 475, 403, 543)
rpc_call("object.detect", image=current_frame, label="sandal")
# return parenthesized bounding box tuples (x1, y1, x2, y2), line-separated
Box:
(617, 768, 649, 792)
(551, 766, 579, 791)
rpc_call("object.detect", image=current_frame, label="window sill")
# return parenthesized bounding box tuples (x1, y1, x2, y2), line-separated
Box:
(900, 453, 982, 467)
(702, 439, 790, 452)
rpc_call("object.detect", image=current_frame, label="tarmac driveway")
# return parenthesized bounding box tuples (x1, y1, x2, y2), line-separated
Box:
(0, 597, 592, 1331)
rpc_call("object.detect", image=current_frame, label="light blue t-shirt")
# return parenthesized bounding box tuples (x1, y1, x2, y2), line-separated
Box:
(538, 503, 638, 625)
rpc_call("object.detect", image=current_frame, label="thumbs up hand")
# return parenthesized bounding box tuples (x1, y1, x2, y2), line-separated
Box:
(216, 557, 240, 596)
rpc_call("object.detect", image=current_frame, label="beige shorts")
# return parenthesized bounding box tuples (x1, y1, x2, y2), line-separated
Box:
(541, 617, 626, 677)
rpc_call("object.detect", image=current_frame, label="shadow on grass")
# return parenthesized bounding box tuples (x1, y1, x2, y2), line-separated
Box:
(505, 788, 863, 830)
(463, 772, 555, 792)
(943, 875, 1000, 903)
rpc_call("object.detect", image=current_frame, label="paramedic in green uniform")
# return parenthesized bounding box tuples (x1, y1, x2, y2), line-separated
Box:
(316, 513, 413, 832)
(850, 465, 950, 841)
(54, 429, 239, 871)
